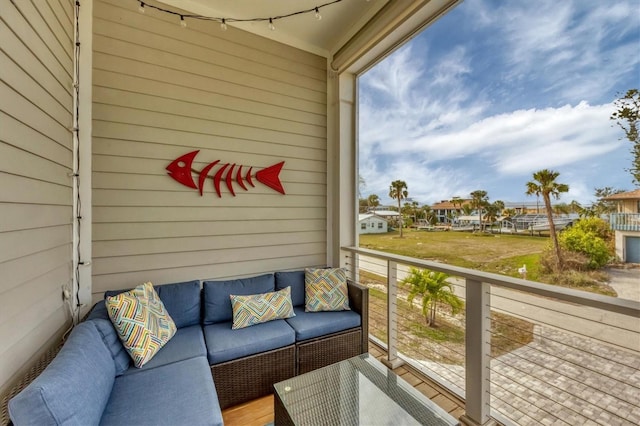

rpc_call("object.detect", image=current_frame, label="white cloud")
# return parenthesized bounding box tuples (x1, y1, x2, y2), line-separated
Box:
(366, 97, 622, 169)
(360, 100, 623, 204)
(358, 0, 637, 206)
(362, 46, 424, 106)
(480, 0, 640, 102)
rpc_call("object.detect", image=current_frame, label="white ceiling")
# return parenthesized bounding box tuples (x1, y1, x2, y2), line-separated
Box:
(157, 0, 387, 56)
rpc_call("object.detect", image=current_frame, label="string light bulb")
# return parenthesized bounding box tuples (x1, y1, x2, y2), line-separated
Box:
(268, 18, 275, 31)
(180, 15, 187, 28)
(220, 18, 227, 31)
(315, 7, 322, 20)
(138, 1, 145, 13)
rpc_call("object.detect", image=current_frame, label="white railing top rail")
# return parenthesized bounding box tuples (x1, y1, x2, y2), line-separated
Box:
(342, 246, 640, 318)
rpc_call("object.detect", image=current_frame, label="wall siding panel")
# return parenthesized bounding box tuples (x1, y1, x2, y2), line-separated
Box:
(92, 206, 326, 223)
(93, 53, 325, 115)
(92, 0, 328, 297)
(0, 0, 73, 393)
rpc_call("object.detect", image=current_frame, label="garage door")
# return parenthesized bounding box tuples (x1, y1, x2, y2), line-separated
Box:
(626, 236, 640, 263)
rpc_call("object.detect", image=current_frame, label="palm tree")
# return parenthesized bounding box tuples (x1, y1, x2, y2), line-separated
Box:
(389, 180, 408, 237)
(569, 200, 583, 214)
(484, 202, 502, 230)
(450, 197, 463, 209)
(526, 169, 569, 270)
(470, 190, 489, 231)
(402, 268, 463, 327)
(411, 201, 420, 223)
(446, 211, 455, 224)
(461, 203, 473, 216)
(424, 206, 437, 225)
(358, 174, 366, 199)
(503, 208, 517, 219)
(553, 203, 571, 215)
(367, 194, 380, 211)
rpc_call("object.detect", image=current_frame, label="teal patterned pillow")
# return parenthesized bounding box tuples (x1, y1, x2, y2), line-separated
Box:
(305, 268, 350, 312)
(106, 282, 176, 368)
(230, 287, 295, 330)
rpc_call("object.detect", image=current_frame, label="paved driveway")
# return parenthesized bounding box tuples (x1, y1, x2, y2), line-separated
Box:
(607, 267, 640, 302)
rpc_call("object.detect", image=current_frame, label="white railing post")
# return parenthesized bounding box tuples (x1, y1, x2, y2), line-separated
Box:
(382, 260, 404, 369)
(345, 250, 359, 283)
(460, 279, 494, 426)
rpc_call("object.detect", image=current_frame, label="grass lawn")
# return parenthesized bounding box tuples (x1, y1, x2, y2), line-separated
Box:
(360, 229, 616, 296)
(360, 229, 547, 280)
(366, 277, 534, 365)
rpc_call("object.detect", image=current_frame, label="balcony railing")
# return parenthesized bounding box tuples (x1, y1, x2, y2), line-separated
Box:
(342, 246, 640, 426)
(610, 213, 640, 231)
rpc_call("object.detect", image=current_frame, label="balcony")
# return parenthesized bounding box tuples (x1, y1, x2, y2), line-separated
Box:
(342, 246, 640, 426)
(610, 214, 640, 232)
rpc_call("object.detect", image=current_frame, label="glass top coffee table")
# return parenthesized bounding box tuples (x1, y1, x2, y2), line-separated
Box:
(274, 354, 460, 425)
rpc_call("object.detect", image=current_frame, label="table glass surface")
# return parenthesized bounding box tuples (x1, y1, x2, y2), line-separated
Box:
(274, 354, 459, 425)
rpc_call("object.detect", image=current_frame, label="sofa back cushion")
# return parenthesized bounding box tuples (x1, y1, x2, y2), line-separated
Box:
(203, 273, 275, 324)
(91, 318, 131, 375)
(275, 270, 305, 307)
(155, 280, 201, 328)
(105, 280, 201, 328)
(9, 322, 115, 425)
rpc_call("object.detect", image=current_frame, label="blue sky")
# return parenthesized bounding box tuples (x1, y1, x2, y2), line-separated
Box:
(358, 0, 640, 206)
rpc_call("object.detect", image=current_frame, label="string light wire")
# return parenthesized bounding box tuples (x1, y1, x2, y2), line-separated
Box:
(72, 0, 82, 326)
(136, 0, 343, 29)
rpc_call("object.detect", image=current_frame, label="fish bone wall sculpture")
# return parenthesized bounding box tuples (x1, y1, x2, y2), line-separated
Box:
(166, 150, 286, 197)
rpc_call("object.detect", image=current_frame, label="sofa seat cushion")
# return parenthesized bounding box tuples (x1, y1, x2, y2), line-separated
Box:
(121, 325, 206, 374)
(9, 322, 115, 426)
(100, 356, 222, 426)
(285, 307, 361, 341)
(203, 273, 275, 324)
(204, 319, 295, 365)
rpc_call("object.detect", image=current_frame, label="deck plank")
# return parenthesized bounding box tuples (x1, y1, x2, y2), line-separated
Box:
(222, 394, 274, 426)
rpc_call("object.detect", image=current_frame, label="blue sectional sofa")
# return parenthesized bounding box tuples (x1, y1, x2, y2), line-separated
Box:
(7, 270, 368, 425)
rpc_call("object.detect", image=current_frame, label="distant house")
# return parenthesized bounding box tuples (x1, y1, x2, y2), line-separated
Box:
(358, 214, 388, 234)
(369, 209, 400, 219)
(604, 189, 640, 263)
(503, 201, 542, 215)
(431, 199, 471, 223)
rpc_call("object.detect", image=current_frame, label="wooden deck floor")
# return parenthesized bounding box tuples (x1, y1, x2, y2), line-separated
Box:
(222, 343, 466, 425)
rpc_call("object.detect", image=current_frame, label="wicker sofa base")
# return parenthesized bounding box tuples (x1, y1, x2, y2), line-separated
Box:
(211, 344, 296, 409)
(297, 328, 363, 375)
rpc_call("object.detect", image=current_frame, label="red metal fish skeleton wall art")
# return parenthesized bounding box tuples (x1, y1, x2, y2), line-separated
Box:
(166, 150, 285, 197)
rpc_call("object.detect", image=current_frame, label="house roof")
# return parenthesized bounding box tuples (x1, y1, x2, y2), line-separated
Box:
(603, 189, 640, 201)
(369, 210, 400, 217)
(431, 199, 471, 209)
(359, 214, 387, 222)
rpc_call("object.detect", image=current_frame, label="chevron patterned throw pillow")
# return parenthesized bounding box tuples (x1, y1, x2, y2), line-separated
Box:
(230, 286, 295, 330)
(106, 282, 177, 368)
(305, 268, 350, 312)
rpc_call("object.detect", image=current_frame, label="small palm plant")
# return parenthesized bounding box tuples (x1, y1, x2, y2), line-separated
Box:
(402, 267, 463, 327)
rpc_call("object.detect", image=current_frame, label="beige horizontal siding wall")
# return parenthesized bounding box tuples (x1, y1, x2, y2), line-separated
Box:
(0, 0, 73, 393)
(92, 0, 328, 296)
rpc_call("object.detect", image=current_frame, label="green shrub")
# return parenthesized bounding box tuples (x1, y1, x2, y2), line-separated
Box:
(559, 223, 612, 269)
(569, 217, 613, 241)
